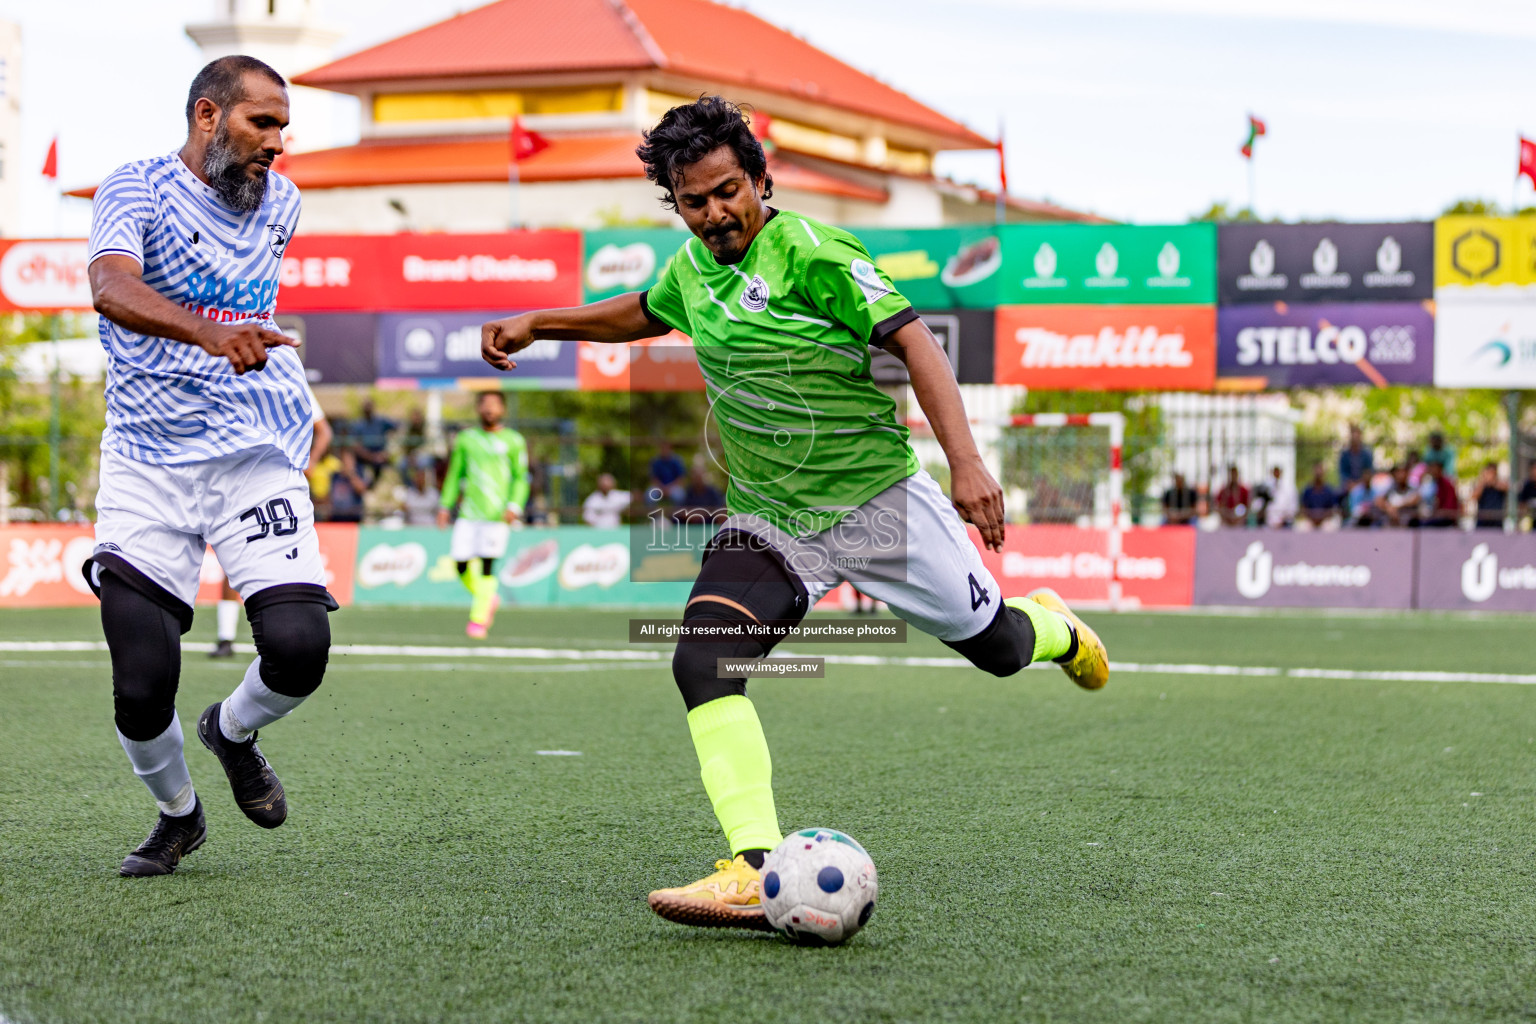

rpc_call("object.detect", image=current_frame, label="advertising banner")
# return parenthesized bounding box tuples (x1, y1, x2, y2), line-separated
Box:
(279, 232, 582, 313)
(273, 313, 378, 384)
(1434, 216, 1536, 290)
(582, 228, 690, 302)
(0, 524, 96, 608)
(352, 526, 693, 607)
(197, 524, 358, 606)
(849, 227, 1004, 308)
(995, 223, 1215, 305)
(971, 525, 1194, 608)
(376, 311, 576, 386)
(993, 304, 1216, 391)
(1432, 297, 1536, 388)
(1218, 222, 1433, 305)
(0, 239, 92, 312)
(1192, 531, 1415, 609)
(1416, 532, 1536, 611)
(576, 333, 703, 391)
(1216, 301, 1435, 388)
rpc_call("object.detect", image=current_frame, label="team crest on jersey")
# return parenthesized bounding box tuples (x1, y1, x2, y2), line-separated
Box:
(739, 274, 771, 313)
(267, 223, 290, 258)
(850, 259, 892, 304)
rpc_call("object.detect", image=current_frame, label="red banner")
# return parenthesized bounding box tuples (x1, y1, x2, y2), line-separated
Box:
(994, 305, 1216, 390)
(577, 333, 705, 391)
(278, 232, 581, 313)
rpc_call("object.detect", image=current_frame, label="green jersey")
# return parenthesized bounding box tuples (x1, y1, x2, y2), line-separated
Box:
(642, 210, 919, 534)
(440, 426, 530, 522)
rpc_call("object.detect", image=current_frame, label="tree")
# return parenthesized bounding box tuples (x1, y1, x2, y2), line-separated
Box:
(0, 313, 105, 516)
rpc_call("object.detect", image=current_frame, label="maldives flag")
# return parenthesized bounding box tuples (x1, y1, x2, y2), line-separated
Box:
(1240, 115, 1266, 159)
(41, 136, 58, 180)
(509, 117, 550, 163)
(997, 125, 1008, 193)
(1519, 136, 1536, 187)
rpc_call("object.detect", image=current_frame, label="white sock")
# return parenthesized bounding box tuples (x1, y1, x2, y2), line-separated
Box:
(216, 600, 239, 643)
(117, 717, 197, 817)
(221, 657, 306, 742)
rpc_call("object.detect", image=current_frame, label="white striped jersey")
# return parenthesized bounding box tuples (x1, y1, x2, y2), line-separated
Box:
(88, 152, 313, 469)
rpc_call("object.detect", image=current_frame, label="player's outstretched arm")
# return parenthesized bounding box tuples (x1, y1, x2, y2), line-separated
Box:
(481, 293, 669, 371)
(883, 319, 1007, 552)
(89, 255, 297, 375)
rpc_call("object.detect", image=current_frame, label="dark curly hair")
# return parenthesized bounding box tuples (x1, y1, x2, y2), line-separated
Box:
(636, 96, 773, 212)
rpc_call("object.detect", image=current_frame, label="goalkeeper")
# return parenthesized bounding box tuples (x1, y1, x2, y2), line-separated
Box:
(436, 390, 529, 638)
(480, 96, 1108, 929)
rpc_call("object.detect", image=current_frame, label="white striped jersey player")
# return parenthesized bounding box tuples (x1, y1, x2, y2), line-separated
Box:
(87, 152, 325, 607)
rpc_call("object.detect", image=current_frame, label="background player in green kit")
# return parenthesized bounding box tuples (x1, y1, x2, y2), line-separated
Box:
(480, 97, 1109, 930)
(436, 391, 529, 638)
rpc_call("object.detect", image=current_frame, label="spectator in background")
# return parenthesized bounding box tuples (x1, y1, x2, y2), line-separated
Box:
(1213, 465, 1250, 527)
(1258, 466, 1297, 527)
(1473, 461, 1507, 529)
(350, 398, 397, 483)
(1519, 462, 1536, 522)
(1420, 460, 1460, 528)
(672, 469, 726, 524)
(582, 473, 630, 528)
(1376, 464, 1421, 527)
(326, 447, 369, 524)
(1404, 447, 1427, 487)
(1338, 424, 1374, 487)
(648, 442, 688, 504)
(1422, 432, 1456, 476)
(401, 455, 440, 526)
(398, 407, 429, 474)
(1161, 472, 1199, 525)
(1346, 471, 1379, 527)
(1300, 462, 1340, 528)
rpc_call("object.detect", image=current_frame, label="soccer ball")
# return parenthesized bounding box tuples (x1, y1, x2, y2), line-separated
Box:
(761, 828, 878, 945)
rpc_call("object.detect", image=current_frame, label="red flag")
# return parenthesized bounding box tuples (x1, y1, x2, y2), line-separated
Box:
(1240, 115, 1267, 159)
(509, 117, 550, 163)
(41, 136, 58, 180)
(1519, 136, 1536, 187)
(996, 127, 1008, 193)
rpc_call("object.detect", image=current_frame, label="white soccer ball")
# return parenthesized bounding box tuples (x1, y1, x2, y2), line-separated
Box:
(761, 827, 878, 945)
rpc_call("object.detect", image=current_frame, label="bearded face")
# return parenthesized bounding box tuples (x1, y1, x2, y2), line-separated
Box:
(201, 117, 269, 213)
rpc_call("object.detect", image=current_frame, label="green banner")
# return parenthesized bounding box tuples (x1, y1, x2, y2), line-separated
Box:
(995, 223, 1215, 305)
(352, 526, 695, 607)
(582, 228, 692, 303)
(847, 226, 1004, 309)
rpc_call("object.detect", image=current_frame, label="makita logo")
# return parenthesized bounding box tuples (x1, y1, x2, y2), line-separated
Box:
(1014, 326, 1193, 368)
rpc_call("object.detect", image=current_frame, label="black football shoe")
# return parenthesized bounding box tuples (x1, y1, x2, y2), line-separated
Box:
(120, 799, 207, 877)
(197, 702, 287, 829)
(208, 640, 236, 659)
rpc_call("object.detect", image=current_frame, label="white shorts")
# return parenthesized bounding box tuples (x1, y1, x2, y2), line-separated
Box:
(92, 446, 327, 609)
(717, 469, 1000, 642)
(450, 518, 510, 561)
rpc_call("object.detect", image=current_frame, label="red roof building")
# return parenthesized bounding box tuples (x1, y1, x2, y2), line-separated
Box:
(151, 0, 1105, 230)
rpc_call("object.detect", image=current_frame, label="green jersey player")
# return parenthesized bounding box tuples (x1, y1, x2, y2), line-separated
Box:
(436, 390, 530, 638)
(480, 97, 1108, 930)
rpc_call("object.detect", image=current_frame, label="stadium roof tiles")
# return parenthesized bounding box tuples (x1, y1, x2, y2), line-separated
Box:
(293, 0, 992, 150)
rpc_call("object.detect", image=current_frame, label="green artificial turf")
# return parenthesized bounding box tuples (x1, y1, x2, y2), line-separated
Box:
(3, 606, 1536, 1023)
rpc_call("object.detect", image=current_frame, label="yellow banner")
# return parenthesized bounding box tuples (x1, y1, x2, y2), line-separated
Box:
(1435, 215, 1536, 288)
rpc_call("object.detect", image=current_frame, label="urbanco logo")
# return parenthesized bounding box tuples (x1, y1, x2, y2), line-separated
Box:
(1147, 241, 1190, 288)
(1300, 238, 1350, 289)
(1364, 235, 1416, 288)
(1236, 540, 1273, 599)
(1086, 242, 1127, 288)
(1237, 239, 1286, 291)
(1024, 242, 1066, 289)
(1461, 543, 1497, 603)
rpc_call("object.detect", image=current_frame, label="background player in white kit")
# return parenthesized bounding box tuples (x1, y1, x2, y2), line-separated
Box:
(86, 56, 336, 877)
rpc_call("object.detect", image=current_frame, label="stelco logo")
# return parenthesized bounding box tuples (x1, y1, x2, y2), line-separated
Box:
(1235, 540, 1371, 599)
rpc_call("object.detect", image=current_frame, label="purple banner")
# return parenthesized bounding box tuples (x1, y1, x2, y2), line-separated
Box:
(1193, 531, 1415, 609)
(1217, 302, 1435, 388)
(1415, 532, 1536, 611)
(376, 311, 577, 385)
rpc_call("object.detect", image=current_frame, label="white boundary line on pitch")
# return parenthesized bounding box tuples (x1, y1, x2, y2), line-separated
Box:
(4, 640, 1536, 686)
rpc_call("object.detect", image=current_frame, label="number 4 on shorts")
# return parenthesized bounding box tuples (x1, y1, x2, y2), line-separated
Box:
(968, 573, 991, 612)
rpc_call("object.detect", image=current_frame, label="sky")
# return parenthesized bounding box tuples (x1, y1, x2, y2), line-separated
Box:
(5, 0, 1535, 235)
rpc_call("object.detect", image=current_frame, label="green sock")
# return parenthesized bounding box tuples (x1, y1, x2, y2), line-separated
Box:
(686, 695, 782, 856)
(458, 559, 479, 595)
(1004, 596, 1074, 662)
(469, 571, 499, 624)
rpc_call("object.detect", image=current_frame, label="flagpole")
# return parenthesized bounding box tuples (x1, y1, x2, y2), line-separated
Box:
(1247, 153, 1256, 218)
(995, 118, 1005, 226)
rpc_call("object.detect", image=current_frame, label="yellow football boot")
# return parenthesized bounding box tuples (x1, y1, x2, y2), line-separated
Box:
(1019, 588, 1109, 690)
(647, 856, 775, 931)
